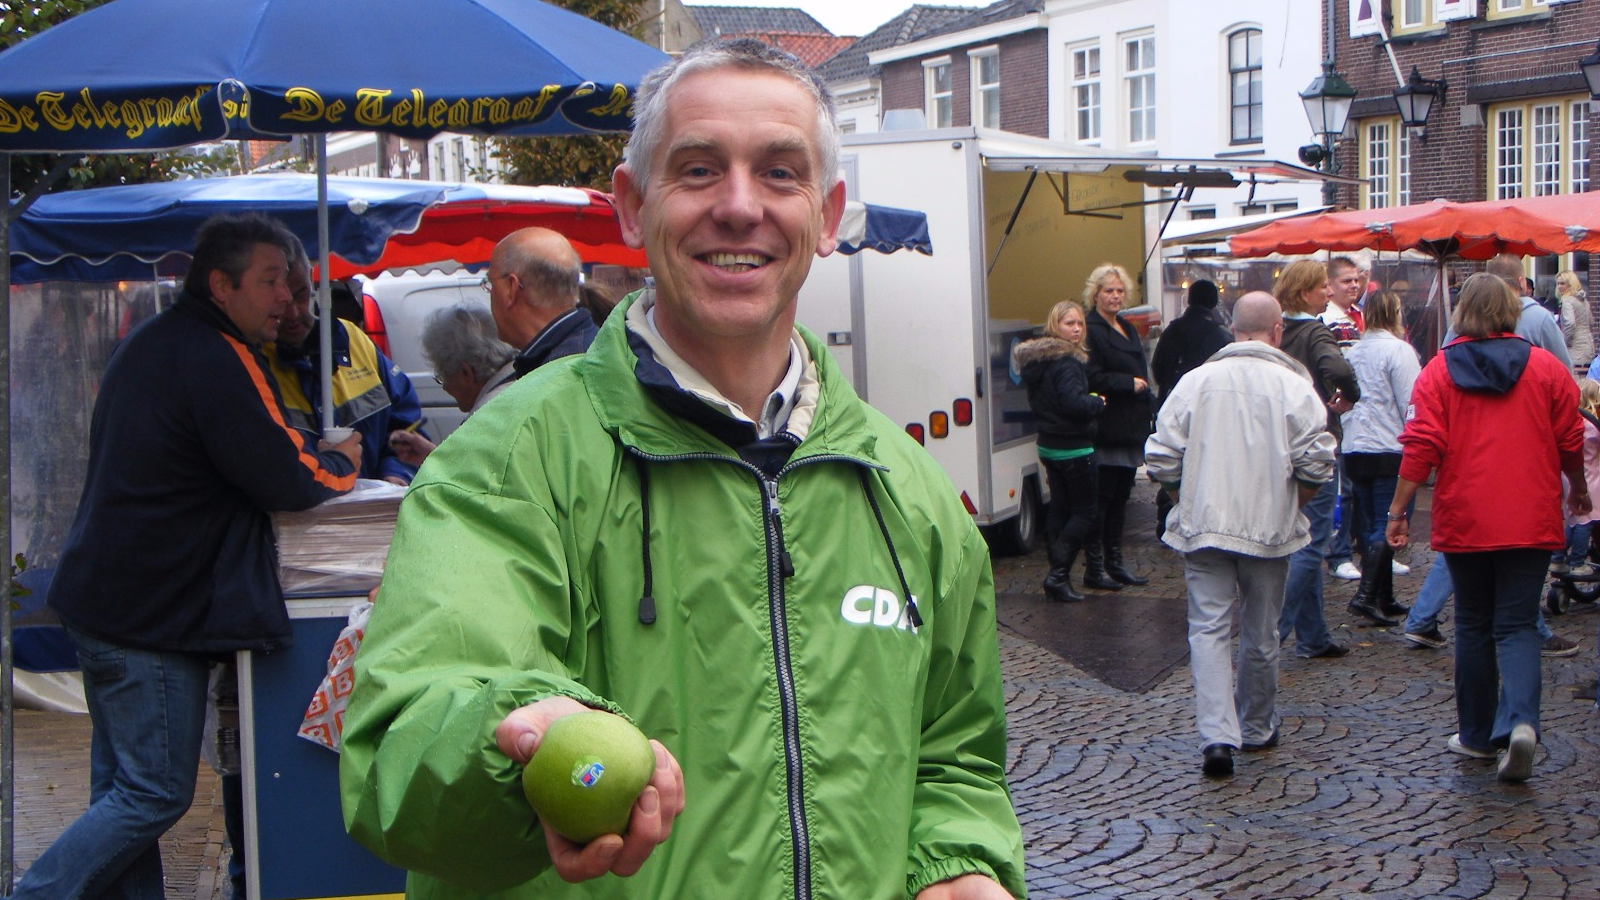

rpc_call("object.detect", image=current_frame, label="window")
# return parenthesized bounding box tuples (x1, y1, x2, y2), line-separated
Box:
(1070, 44, 1101, 143)
(1361, 118, 1412, 209)
(1124, 34, 1155, 144)
(1228, 29, 1262, 144)
(1490, 96, 1588, 199)
(1188, 207, 1217, 220)
(1571, 100, 1590, 193)
(971, 50, 1000, 130)
(1401, 0, 1427, 28)
(451, 137, 466, 182)
(1488, 0, 1549, 18)
(924, 58, 952, 128)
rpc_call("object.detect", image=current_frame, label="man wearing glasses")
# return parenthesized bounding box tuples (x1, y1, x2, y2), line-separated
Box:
(482, 227, 597, 388)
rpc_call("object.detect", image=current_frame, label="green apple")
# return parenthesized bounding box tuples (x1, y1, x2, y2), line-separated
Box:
(521, 711, 655, 843)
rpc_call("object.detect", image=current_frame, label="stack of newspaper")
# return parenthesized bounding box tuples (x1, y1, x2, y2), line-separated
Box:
(274, 479, 406, 596)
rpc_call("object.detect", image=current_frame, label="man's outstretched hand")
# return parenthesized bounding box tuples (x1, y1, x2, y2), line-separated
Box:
(495, 698, 685, 882)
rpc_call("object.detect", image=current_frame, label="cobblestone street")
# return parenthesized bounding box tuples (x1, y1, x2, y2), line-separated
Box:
(11, 483, 1600, 899)
(997, 482, 1600, 899)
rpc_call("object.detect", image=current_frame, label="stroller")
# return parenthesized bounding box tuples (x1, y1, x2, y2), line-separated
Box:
(1546, 528, 1600, 615)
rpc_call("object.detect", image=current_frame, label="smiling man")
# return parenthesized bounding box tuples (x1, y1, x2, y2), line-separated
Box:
(341, 39, 1025, 900)
(14, 214, 359, 900)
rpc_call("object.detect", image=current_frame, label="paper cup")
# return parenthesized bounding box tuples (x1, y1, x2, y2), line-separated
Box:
(323, 426, 355, 444)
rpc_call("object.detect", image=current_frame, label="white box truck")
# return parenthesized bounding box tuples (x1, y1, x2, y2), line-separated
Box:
(798, 127, 1333, 553)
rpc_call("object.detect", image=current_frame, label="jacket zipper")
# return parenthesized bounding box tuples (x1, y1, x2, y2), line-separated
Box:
(628, 449, 885, 900)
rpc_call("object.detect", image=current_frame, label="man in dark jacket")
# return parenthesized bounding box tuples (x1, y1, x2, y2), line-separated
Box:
(14, 214, 360, 900)
(1150, 279, 1231, 537)
(1151, 279, 1231, 399)
(484, 226, 599, 385)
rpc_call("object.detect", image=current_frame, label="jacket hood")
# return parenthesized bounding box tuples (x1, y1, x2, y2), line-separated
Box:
(1443, 335, 1530, 395)
(1011, 336, 1086, 369)
(1209, 340, 1313, 381)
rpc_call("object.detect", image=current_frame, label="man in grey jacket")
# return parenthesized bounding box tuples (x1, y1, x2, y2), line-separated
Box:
(1146, 292, 1337, 778)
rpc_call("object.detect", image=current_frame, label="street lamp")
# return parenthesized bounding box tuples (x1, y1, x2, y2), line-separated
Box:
(1393, 66, 1446, 130)
(1299, 61, 1357, 206)
(1580, 39, 1600, 98)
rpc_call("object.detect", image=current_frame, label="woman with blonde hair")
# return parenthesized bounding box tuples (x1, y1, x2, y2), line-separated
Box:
(1014, 300, 1105, 601)
(1083, 262, 1155, 589)
(1388, 273, 1587, 781)
(1340, 290, 1420, 626)
(1557, 270, 1593, 375)
(1275, 259, 1362, 659)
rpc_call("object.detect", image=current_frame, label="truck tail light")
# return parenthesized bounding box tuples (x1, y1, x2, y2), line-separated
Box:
(905, 423, 925, 444)
(929, 411, 950, 439)
(959, 491, 977, 514)
(953, 398, 973, 426)
(363, 294, 390, 357)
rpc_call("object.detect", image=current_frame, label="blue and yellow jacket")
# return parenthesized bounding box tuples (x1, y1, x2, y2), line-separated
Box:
(264, 318, 425, 483)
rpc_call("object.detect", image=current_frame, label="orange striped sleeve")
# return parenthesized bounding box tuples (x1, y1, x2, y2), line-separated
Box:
(224, 334, 358, 492)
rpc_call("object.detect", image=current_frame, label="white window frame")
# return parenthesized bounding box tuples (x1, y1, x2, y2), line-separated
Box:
(1123, 32, 1156, 145)
(1361, 117, 1412, 209)
(970, 47, 1001, 131)
(924, 57, 953, 129)
(1571, 100, 1591, 193)
(1400, 0, 1428, 28)
(1227, 28, 1262, 145)
(1069, 42, 1102, 145)
(1532, 102, 1562, 196)
(1491, 96, 1588, 199)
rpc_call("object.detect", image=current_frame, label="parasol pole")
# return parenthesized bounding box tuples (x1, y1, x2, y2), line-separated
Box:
(1, 150, 12, 896)
(316, 136, 335, 435)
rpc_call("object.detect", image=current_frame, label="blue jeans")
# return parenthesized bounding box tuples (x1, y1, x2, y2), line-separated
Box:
(1326, 464, 1356, 566)
(1280, 477, 1338, 655)
(1445, 549, 1545, 749)
(1405, 551, 1454, 632)
(1564, 522, 1593, 567)
(1404, 550, 1556, 641)
(12, 626, 210, 900)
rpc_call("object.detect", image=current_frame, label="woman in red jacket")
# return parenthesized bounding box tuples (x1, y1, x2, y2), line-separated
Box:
(1386, 273, 1589, 783)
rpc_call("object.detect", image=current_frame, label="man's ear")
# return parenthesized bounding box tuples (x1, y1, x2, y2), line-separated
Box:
(813, 179, 847, 258)
(208, 267, 232, 306)
(613, 164, 647, 251)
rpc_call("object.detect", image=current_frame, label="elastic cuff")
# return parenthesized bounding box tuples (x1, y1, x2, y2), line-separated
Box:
(907, 858, 1003, 898)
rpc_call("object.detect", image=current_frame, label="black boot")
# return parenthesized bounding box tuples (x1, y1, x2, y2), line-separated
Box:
(1104, 543, 1148, 586)
(1043, 537, 1085, 602)
(1348, 546, 1399, 626)
(1082, 544, 1123, 591)
(1375, 544, 1410, 618)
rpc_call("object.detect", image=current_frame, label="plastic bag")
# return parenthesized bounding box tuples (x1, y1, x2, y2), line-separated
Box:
(297, 600, 372, 753)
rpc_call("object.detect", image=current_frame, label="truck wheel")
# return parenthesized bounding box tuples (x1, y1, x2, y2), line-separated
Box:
(986, 480, 1041, 557)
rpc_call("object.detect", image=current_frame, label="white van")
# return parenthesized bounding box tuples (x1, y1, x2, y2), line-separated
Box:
(356, 270, 486, 440)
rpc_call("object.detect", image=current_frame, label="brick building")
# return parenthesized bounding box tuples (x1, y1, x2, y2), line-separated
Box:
(874, 0, 1050, 138)
(1330, 0, 1599, 293)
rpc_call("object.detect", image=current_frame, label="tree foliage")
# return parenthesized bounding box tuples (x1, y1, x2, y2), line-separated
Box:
(491, 0, 648, 191)
(3, 0, 238, 194)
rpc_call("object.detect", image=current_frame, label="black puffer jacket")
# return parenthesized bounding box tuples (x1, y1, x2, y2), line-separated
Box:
(1013, 337, 1104, 451)
(1280, 316, 1360, 440)
(1086, 311, 1156, 451)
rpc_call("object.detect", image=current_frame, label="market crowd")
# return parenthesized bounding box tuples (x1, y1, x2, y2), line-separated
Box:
(1017, 249, 1596, 782)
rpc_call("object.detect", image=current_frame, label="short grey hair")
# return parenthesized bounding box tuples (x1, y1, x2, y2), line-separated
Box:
(420, 304, 515, 380)
(623, 37, 840, 194)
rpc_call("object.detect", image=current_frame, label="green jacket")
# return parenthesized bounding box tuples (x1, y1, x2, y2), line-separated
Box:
(340, 293, 1026, 899)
